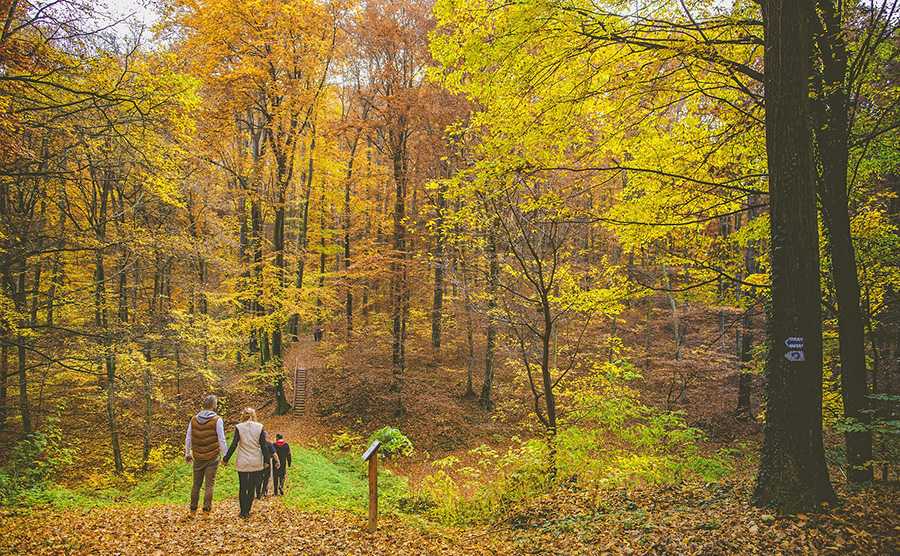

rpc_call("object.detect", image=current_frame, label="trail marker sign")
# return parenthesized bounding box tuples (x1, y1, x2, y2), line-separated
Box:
(362, 440, 381, 462)
(784, 336, 805, 362)
(362, 440, 381, 533)
(785, 337, 804, 349)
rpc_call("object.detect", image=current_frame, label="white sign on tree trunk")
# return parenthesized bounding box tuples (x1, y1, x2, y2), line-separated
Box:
(784, 336, 804, 349)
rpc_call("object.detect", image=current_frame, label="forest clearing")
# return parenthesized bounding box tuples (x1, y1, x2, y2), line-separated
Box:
(0, 0, 898, 554)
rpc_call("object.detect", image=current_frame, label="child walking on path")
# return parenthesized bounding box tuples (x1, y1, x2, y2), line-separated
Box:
(273, 434, 292, 496)
(255, 438, 279, 498)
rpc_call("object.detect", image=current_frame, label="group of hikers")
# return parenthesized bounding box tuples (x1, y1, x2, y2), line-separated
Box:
(184, 394, 293, 518)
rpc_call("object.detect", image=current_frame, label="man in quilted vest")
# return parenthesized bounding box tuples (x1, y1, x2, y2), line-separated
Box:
(184, 394, 227, 513)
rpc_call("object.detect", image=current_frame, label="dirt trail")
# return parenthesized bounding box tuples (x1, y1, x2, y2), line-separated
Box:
(284, 336, 323, 371)
(264, 338, 330, 445)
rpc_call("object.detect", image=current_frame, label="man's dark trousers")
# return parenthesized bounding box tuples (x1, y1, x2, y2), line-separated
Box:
(190, 458, 219, 512)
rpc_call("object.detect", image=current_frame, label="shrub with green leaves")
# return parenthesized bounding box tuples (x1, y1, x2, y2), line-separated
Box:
(413, 358, 733, 525)
(368, 426, 413, 458)
(832, 393, 900, 479)
(0, 419, 76, 505)
(330, 430, 364, 454)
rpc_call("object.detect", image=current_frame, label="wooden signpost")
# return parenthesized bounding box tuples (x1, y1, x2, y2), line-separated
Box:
(362, 439, 381, 533)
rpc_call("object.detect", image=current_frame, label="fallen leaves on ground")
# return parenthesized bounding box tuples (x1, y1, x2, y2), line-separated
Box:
(496, 479, 899, 555)
(0, 497, 508, 556)
(2, 479, 897, 555)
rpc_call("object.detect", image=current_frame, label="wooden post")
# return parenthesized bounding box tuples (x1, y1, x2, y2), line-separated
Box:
(368, 450, 378, 532)
(362, 439, 381, 533)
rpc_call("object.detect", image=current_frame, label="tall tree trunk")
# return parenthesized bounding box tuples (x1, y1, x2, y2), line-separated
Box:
(105, 349, 122, 473)
(91, 167, 122, 473)
(481, 227, 498, 410)
(390, 137, 408, 416)
(45, 194, 65, 327)
(96, 247, 122, 473)
(16, 255, 32, 435)
(142, 347, 152, 472)
(431, 180, 446, 358)
(460, 256, 476, 399)
(736, 234, 756, 417)
(16, 333, 30, 435)
(272, 193, 285, 362)
(811, 0, 873, 483)
(737, 206, 757, 417)
(662, 263, 684, 361)
(753, 0, 835, 512)
(188, 197, 210, 367)
(115, 187, 128, 327)
(316, 177, 326, 333)
(290, 132, 316, 339)
(251, 197, 268, 364)
(237, 192, 254, 360)
(344, 136, 358, 338)
(718, 217, 731, 352)
(540, 296, 558, 478)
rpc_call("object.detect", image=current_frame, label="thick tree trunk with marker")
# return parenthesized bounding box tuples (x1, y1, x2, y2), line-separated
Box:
(753, 0, 835, 512)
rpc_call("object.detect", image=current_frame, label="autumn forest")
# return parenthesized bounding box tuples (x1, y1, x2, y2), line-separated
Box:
(0, 0, 898, 554)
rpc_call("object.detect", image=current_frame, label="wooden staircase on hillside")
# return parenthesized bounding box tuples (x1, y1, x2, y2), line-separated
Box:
(292, 367, 308, 416)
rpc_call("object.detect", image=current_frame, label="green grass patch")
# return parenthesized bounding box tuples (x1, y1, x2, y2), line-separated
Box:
(280, 446, 409, 514)
(4, 443, 409, 515)
(126, 459, 239, 505)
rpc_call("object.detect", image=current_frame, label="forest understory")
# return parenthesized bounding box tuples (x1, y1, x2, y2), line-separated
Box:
(3, 303, 898, 555)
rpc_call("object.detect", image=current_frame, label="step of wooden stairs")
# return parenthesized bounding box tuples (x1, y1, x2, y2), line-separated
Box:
(292, 368, 307, 416)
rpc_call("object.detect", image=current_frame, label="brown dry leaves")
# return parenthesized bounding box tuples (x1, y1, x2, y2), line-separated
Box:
(495, 479, 900, 555)
(1, 480, 897, 555)
(0, 498, 504, 556)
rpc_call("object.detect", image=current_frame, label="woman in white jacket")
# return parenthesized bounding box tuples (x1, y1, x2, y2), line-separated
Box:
(222, 407, 271, 518)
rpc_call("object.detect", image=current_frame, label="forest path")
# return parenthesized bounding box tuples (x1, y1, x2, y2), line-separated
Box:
(285, 335, 323, 371)
(0, 498, 510, 555)
(284, 337, 322, 419)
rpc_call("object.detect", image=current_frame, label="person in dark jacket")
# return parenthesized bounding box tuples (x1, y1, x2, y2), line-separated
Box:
(272, 434, 292, 495)
(255, 437, 279, 498)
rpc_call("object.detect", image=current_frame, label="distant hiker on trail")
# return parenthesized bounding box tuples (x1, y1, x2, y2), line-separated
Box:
(222, 407, 271, 518)
(184, 394, 226, 514)
(255, 437, 280, 499)
(272, 434, 292, 496)
(313, 324, 323, 342)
